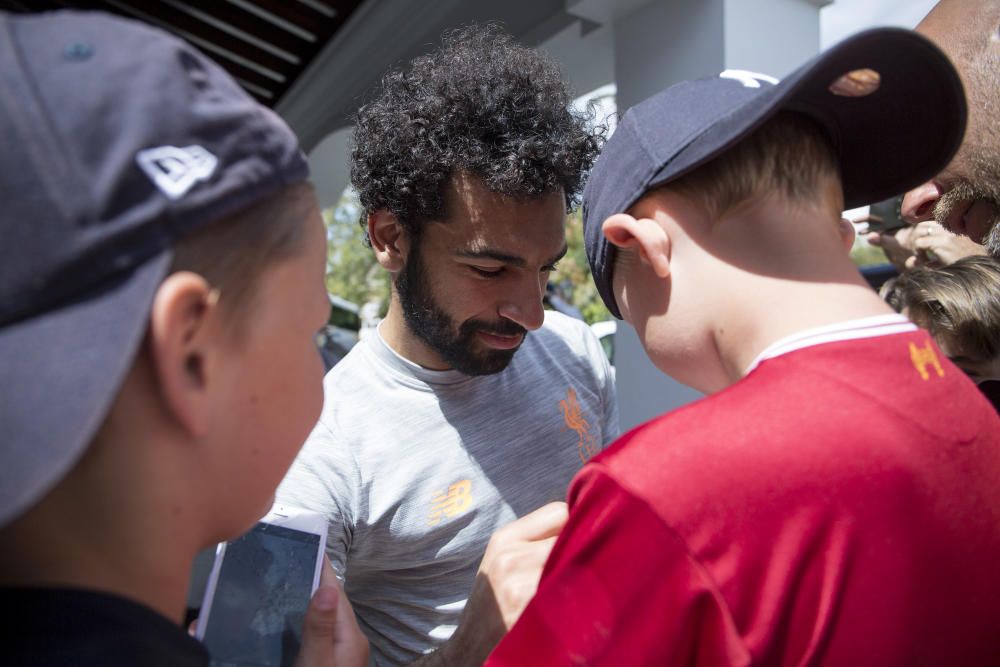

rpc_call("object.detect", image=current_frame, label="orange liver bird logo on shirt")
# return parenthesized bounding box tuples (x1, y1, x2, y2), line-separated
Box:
(561, 387, 598, 464)
(910, 341, 945, 381)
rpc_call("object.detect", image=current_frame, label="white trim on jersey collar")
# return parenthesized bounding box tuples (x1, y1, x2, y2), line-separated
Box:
(744, 313, 917, 375)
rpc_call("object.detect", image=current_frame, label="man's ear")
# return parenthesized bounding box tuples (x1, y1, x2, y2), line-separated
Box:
(602, 213, 671, 278)
(368, 210, 408, 272)
(146, 271, 222, 438)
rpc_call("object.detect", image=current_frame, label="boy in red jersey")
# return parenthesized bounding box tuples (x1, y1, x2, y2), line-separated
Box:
(488, 29, 1000, 666)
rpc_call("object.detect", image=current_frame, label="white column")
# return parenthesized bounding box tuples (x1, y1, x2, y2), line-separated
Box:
(307, 127, 352, 211)
(723, 0, 829, 79)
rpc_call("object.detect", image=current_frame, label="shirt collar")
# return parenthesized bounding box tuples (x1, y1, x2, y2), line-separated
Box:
(745, 313, 917, 375)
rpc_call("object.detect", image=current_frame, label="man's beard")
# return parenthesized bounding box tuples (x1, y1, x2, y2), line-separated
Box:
(934, 176, 1000, 258)
(934, 63, 1000, 258)
(395, 244, 527, 376)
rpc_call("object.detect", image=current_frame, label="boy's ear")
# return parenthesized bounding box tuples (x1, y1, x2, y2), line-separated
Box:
(146, 271, 221, 438)
(602, 213, 671, 278)
(368, 210, 408, 272)
(837, 217, 857, 253)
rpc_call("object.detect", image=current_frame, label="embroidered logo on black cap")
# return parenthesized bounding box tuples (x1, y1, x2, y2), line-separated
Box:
(719, 69, 779, 88)
(136, 145, 218, 200)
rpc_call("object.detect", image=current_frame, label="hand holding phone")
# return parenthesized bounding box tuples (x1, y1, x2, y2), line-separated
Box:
(196, 505, 327, 667)
(294, 559, 369, 667)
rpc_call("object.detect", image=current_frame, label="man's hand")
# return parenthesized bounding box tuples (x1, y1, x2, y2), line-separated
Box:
(905, 221, 988, 267)
(473, 501, 568, 631)
(296, 557, 369, 667)
(866, 224, 918, 271)
(423, 501, 568, 666)
(867, 221, 987, 271)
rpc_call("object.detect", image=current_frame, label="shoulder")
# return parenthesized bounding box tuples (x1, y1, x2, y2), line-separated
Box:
(525, 311, 608, 367)
(313, 337, 389, 431)
(586, 379, 789, 516)
(538, 310, 596, 341)
(513, 313, 614, 401)
(322, 336, 376, 388)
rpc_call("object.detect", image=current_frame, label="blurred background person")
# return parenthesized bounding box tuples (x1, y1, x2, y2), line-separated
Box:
(882, 256, 1000, 385)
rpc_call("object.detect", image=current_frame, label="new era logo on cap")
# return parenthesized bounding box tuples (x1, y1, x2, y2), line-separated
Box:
(136, 145, 218, 200)
(719, 69, 779, 88)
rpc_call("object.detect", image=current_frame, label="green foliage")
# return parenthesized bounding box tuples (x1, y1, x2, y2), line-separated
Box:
(551, 210, 612, 325)
(323, 189, 390, 308)
(850, 233, 890, 267)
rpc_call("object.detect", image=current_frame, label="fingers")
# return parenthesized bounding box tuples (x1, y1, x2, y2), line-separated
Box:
(490, 535, 559, 573)
(911, 222, 956, 265)
(893, 226, 916, 249)
(451, 506, 568, 661)
(913, 220, 942, 238)
(478, 532, 561, 630)
(866, 227, 916, 271)
(296, 558, 370, 667)
(494, 501, 568, 542)
(911, 225, 988, 267)
(296, 585, 341, 667)
(319, 554, 338, 586)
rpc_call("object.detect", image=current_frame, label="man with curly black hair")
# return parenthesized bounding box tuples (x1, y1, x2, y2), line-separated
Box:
(277, 26, 619, 666)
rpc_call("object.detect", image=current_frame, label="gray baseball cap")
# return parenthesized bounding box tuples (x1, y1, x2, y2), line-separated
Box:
(0, 10, 310, 526)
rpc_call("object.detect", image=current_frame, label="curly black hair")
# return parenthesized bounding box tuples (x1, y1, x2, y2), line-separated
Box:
(350, 25, 602, 243)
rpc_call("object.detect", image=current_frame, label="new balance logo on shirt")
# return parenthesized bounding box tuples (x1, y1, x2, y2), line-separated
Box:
(428, 480, 474, 525)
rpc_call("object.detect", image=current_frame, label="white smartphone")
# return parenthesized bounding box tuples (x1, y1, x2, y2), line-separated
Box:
(195, 504, 328, 667)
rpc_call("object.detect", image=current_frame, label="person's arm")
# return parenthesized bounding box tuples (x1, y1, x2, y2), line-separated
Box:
(409, 502, 568, 666)
(282, 425, 367, 667)
(276, 419, 360, 581)
(485, 466, 748, 667)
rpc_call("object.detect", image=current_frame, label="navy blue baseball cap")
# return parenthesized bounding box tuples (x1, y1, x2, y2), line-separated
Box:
(584, 28, 967, 319)
(0, 11, 310, 526)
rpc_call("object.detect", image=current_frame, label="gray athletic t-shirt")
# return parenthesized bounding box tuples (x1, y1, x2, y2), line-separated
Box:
(276, 311, 619, 665)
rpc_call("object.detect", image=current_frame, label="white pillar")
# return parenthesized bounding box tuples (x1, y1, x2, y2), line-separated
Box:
(308, 127, 352, 211)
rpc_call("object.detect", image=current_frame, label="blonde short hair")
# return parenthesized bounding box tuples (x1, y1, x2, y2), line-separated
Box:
(666, 111, 840, 219)
(168, 181, 316, 332)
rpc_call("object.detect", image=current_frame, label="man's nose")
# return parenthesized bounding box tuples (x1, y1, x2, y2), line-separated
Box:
(901, 181, 942, 223)
(498, 276, 546, 331)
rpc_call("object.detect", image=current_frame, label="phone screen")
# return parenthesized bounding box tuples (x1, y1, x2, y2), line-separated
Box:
(201, 522, 321, 667)
(867, 195, 907, 234)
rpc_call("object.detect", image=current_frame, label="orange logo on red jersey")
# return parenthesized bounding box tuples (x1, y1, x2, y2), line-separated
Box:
(910, 341, 945, 381)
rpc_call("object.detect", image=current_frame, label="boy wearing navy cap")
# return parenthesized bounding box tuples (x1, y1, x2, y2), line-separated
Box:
(0, 11, 365, 666)
(488, 29, 1000, 665)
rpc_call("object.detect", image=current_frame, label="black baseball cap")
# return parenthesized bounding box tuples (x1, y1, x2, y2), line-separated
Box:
(584, 28, 967, 319)
(0, 11, 310, 526)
